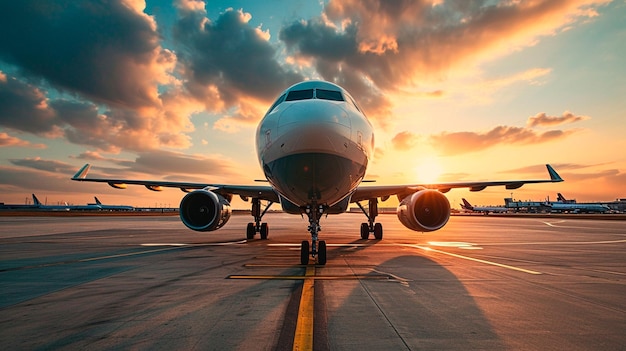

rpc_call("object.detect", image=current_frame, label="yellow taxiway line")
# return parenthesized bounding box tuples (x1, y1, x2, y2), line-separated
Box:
(293, 265, 315, 351)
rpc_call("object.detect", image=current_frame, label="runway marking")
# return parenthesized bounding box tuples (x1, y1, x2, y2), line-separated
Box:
(427, 241, 483, 250)
(539, 220, 567, 227)
(227, 274, 389, 280)
(1, 240, 247, 272)
(402, 244, 543, 275)
(477, 239, 626, 246)
(140, 240, 247, 247)
(293, 265, 315, 351)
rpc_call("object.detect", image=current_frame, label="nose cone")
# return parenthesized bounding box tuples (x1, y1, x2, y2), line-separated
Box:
(259, 100, 368, 207)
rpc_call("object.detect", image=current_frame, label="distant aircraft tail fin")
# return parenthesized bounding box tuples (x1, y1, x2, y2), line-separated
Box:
(94, 196, 102, 205)
(557, 193, 566, 202)
(32, 194, 42, 206)
(461, 198, 473, 209)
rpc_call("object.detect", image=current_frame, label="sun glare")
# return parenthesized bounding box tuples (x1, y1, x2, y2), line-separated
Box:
(414, 158, 443, 183)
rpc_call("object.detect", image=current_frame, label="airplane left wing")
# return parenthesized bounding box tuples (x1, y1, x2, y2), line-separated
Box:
(352, 164, 563, 202)
(71, 164, 279, 202)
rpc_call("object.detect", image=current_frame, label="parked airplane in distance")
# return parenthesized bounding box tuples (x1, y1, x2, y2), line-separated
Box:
(460, 198, 508, 214)
(90, 197, 134, 211)
(1, 194, 103, 211)
(546, 194, 610, 213)
(72, 80, 563, 265)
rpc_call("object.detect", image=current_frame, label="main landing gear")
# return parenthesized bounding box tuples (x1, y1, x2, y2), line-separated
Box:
(356, 198, 383, 240)
(246, 198, 274, 240)
(300, 204, 327, 265)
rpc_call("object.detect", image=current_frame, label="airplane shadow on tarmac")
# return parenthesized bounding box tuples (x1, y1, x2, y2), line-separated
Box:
(317, 253, 505, 350)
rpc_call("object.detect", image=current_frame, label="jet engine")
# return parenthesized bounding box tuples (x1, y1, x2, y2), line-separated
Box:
(179, 190, 232, 232)
(397, 190, 450, 232)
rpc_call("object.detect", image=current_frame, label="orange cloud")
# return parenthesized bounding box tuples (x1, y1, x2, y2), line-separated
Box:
(282, 0, 611, 125)
(391, 131, 420, 150)
(430, 126, 578, 155)
(527, 111, 590, 127)
(0, 132, 46, 149)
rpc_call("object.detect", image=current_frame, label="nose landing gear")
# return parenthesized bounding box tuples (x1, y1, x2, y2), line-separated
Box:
(300, 204, 327, 265)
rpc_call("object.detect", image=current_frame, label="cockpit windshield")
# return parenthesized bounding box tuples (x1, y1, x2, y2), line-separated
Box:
(316, 89, 343, 101)
(285, 89, 314, 101)
(284, 88, 344, 102)
(266, 86, 347, 115)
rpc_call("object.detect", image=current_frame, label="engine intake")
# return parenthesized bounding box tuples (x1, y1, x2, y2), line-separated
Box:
(179, 190, 231, 231)
(397, 190, 450, 232)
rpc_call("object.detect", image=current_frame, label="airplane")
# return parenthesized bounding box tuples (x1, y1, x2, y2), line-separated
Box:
(31, 194, 102, 211)
(0, 197, 40, 210)
(460, 198, 508, 214)
(89, 197, 134, 211)
(556, 193, 573, 203)
(545, 194, 610, 213)
(72, 80, 563, 265)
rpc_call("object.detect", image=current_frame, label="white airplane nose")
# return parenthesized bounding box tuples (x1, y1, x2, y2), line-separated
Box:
(278, 100, 351, 128)
(276, 101, 351, 155)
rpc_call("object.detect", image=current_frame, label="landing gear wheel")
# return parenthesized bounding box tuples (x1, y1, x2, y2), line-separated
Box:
(360, 223, 369, 239)
(373, 223, 383, 240)
(246, 222, 255, 240)
(317, 240, 327, 265)
(300, 240, 310, 265)
(260, 223, 269, 240)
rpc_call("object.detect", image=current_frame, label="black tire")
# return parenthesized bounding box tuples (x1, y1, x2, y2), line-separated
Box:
(260, 223, 269, 240)
(373, 223, 383, 240)
(246, 222, 255, 240)
(300, 241, 309, 265)
(360, 223, 369, 240)
(318, 240, 327, 265)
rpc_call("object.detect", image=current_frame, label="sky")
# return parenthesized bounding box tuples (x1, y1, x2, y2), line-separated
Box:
(0, 0, 625, 209)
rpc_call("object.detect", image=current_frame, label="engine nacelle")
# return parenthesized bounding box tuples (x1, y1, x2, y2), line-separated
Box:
(179, 190, 231, 232)
(397, 190, 450, 232)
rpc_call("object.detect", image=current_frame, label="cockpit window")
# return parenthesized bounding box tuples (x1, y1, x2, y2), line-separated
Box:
(285, 89, 314, 101)
(316, 89, 344, 101)
(346, 94, 361, 112)
(266, 93, 286, 115)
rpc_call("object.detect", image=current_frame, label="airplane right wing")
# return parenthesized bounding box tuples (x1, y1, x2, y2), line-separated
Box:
(352, 164, 563, 203)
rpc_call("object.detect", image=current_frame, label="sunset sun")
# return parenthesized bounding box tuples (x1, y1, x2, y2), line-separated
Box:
(414, 158, 443, 183)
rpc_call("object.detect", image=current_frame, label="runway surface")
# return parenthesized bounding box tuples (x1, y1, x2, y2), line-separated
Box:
(1, 213, 625, 350)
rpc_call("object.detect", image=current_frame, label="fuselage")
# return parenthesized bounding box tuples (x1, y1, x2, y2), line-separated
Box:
(256, 81, 374, 213)
(549, 203, 610, 213)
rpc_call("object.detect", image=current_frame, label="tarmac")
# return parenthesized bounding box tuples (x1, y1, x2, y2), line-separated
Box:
(1, 213, 625, 350)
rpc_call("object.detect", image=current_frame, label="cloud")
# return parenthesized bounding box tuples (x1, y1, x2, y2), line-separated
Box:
(0, 72, 197, 152)
(527, 111, 590, 127)
(279, 0, 609, 123)
(430, 125, 578, 155)
(0, 132, 46, 148)
(173, 5, 303, 119)
(0, 0, 175, 109)
(391, 131, 419, 150)
(10, 157, 76, 174)
(0, 74, 60, 136)
(70, 150, 247, 183)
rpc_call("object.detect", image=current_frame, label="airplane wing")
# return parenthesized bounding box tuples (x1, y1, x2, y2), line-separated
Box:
(352, 164, 563, 203)
(71, 164, 279, 203)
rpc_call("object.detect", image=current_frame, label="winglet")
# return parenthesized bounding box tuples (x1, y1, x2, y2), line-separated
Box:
(546, 164, 563, 182)
(72, 164, 91, 180)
